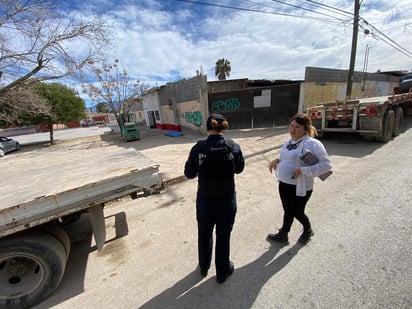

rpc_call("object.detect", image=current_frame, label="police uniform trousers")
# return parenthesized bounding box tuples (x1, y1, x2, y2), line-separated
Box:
(196, 192, 237, 278)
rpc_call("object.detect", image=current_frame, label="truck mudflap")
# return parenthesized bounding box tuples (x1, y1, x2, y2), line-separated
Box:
(89, 204, 106, 251)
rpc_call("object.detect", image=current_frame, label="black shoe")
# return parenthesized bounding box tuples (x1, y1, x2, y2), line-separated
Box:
(200, 267, 208, 277)
(267, 229, 289, 244)
(298, 229, 314, 244)
(217, 261, 234, 284)
(200, 269, 208, 277)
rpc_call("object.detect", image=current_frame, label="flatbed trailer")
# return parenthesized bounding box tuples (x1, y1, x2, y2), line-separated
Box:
(307, 89, 412, 142)
(0, 147, 163, 308)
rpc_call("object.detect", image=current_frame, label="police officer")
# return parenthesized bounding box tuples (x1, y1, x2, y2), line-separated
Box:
(184, 113, 245, 283)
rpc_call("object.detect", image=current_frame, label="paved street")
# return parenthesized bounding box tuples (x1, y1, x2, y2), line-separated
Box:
(13, 120, 411, 309)
(9, 125, 115, 146)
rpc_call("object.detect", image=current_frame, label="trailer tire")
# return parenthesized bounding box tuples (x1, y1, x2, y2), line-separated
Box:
(36, 224, 71, 259)
(393, 107, 404, 136)
(376, 110, 395, 142)
(0, 230, 67, 309)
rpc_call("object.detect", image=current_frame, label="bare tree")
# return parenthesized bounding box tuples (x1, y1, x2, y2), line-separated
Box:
(0, 87, 52, 126)
(81, 59, 148, 128)
(0, 0, 111, 124)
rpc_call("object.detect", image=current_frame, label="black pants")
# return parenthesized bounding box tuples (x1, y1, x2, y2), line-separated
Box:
(278, 181, 312, 232)
(196, 193, 236, 279)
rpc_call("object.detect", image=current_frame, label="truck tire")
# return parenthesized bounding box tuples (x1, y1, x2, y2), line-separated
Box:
(36, 224, 71, 259)
(376, 110, 395, 142)
(393, 107, 404, 136)
(0, 230, 67, 309)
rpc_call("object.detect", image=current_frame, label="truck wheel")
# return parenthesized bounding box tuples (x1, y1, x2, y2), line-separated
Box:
(376, 110, 395, 142)
(393, 107, 404, 136)
(36, 224, 71, 259)
(0, 230, 67, 309)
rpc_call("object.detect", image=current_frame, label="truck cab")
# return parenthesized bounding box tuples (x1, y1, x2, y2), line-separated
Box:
(399, 73, 412, 93)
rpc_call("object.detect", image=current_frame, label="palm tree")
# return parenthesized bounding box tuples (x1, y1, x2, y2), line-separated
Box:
(215, 58, 231, 80)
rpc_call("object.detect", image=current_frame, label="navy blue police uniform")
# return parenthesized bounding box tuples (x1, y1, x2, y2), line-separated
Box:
(184, 133, 244, 282)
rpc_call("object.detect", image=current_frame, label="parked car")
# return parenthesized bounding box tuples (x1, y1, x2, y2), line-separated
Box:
(0, 136, 20, 157)
(80, 119, 105, 127)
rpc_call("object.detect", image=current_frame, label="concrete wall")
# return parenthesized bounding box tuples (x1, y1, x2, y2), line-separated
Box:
(129, 100, 145, 123)
(154, 75, 209, 134)
(142, 91, 161, 128)
(140, 67, 403, 133)
(208, 79, 248, 93)
(208, 83, 301, 129)
(178, 100, 204, 131)
(303, 67, 400, 109)
(144, 75, 301, 132)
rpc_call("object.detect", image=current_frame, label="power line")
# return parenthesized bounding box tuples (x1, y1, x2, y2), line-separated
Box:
(301, 0, 353, 17)
(246, 0, 349, 22)
(176, 0, 412, 60)
(361, 18, 412, 58)
(269, 0, 347, 21)
(176, 0, 347, 24)
(302, 1, 412, 59)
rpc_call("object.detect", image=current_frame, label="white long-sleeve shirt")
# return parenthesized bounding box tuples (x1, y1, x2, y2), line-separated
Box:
(276, 135, 332, 196)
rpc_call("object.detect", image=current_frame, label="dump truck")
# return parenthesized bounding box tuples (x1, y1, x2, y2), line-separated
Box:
(306, 86, 412, 142)
(0, 148, 163, 308)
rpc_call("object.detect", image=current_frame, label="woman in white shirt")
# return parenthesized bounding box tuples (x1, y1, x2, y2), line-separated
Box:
(267, 113, 332, 244)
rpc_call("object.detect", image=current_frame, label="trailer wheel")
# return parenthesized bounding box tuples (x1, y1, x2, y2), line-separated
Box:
(36, 224, 71, 259)
(376, 110, 395, 142)
(393, 107, 404, 136)
(0, 230, 67, 309)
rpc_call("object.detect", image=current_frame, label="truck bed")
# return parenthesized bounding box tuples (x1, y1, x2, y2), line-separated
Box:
(0, 147, 163, 237)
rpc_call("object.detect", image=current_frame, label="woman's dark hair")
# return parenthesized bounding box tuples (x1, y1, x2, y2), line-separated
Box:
(208, 118, 229, 131)
(206, 113, 229, 132)
(290, 113, 318, 137)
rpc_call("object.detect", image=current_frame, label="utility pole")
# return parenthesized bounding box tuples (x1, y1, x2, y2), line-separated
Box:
(346, 0, 361, 98)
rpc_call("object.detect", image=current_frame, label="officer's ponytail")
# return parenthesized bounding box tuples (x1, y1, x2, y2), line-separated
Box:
(206, 113, 229, 132)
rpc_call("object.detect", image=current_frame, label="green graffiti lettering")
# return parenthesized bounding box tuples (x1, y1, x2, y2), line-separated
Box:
(185, 111, 203, 126)
(211, 97, 240, 112)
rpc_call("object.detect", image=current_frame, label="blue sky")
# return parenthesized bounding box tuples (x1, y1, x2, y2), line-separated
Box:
(60, 0, 411, 92)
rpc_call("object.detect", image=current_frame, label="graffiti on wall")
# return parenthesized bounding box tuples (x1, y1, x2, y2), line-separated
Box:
(184, 111, 203, 126)
(211, 98, 240, 112)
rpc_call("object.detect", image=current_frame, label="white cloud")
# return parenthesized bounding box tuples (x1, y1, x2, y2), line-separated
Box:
(64, 0, 412, 105)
